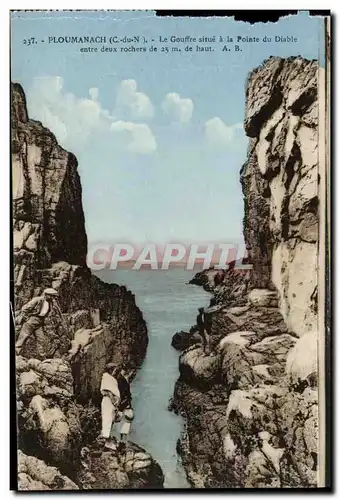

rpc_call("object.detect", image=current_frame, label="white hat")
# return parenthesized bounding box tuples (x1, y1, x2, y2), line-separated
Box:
(43, 288, 59, 296)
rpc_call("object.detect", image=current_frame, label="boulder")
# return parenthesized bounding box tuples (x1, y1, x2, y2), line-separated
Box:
(214, 304, 288, 342)
(171, 330, 201, 350)
(78, 442, 164, 489)
(219, 331, 265, 389)
(179, 345, 221, 385)
(250, 334, 296, 364)
(18, 450, 78, 490)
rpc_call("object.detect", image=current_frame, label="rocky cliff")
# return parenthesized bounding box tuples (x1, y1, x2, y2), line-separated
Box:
(12, 83, 163, 490)
(172, 57, 322, 488)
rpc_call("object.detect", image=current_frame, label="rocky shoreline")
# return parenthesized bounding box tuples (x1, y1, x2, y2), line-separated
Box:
(171, 57, 320, 488)
(12, 82, 164, 490)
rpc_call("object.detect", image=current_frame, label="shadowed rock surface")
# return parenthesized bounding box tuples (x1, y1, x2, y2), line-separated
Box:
(172, 57, 322, 488)
(12, 83, 163, 490)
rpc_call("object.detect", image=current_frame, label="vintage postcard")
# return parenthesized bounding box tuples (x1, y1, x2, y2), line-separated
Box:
(11, 10, 331, 490)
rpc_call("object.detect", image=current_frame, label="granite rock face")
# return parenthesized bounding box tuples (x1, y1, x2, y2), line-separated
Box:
(12, 83, 87, 305)
(241, 56, 321, 337)
(13, 82, 147, 381)
(173, 57, 321, 488)
(12, 83, 162, 489)
(16, 356, 82, 472)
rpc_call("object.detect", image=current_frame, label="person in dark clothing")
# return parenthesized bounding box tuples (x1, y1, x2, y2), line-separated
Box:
(116, 366, 134, 452)
(214, 272, 221, 287)
(214, 269, 226, 287)
(210, 297, 217, 307)
(117, 369, 132, 412)
(196, 307, 210, 355)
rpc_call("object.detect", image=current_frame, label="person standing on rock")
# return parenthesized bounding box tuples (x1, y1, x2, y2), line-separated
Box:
(100, 363, 134, 452)
(100, 363, 121, 451)
(196, 307, 210, 355)
(213, 269, 225, 287)
(203, 307, 213, 355)
(15, 288, 61, 356)
(116, 365, 134, 453)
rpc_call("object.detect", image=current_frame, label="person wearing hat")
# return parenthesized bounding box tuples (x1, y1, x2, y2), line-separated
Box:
(15, 288, 61, 355)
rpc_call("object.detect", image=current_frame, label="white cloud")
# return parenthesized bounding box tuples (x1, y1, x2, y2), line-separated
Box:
(27, 77, 111, 148)
(110, 120, 157, 154)
(26, 76, 157, 155)
(115, 79, 154, 120)
(162, 92, 193, 123)
(205, 117, 243, 147)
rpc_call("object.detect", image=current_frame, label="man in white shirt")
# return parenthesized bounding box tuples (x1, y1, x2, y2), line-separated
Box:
(100, 363, 121, 451)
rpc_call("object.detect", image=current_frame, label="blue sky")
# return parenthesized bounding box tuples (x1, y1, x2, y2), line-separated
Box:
(11, 11, 325, 246)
